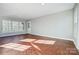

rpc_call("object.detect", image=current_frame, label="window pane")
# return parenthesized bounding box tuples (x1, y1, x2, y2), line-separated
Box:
(12, 21, 19, 32)
(8, 20, 12, 32)
(2, 20, 9, 33)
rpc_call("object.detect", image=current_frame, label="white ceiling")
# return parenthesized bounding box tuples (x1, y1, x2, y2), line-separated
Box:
(0, 3, 75, 20)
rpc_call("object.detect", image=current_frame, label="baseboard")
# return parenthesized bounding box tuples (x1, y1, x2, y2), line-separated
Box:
(78, 49, 79, 52)
(72, 39, 79, 52)
(0, 32, 27, 37)
(28, 33, 73, 41)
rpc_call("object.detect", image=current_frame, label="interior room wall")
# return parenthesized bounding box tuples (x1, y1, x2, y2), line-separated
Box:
(26, 20, 31, 33)
(28, 9, 74, 41)
(73, 3, 79, 50)
(77, 4, 79, 50)
(73, 4, 78, 50)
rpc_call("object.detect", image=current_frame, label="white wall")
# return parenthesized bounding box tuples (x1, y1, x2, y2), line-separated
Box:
(73, 4, 79, 50)
(29, 9, 73, 40)
(26, 20, 31, 33)
(73, 4, 78, 50)
(77, 4, 79, 50)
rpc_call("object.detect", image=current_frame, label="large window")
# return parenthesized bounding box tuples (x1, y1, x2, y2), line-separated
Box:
(2, 20, 24, 33)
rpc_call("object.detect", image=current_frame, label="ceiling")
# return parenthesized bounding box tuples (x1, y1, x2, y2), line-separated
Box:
(0, 3, 75, 20)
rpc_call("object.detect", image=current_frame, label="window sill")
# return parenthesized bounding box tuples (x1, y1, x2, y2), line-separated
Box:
(0, 32, 27, 37)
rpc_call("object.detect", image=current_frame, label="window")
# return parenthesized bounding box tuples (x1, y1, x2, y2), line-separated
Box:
(2, 20, 24, 33)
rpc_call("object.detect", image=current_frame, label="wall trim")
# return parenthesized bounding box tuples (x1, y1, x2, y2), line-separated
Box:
(29, 33, 73, 41)
(0, 32, 27, 37)
(72, 39, 79, 52)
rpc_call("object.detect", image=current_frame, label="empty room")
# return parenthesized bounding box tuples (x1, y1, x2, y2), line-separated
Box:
(0, 3, 79, 55)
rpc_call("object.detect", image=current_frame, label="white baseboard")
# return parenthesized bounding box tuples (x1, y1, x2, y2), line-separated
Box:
(72, 40, 79, 52)
(30, 33, 73, 41)
(0, 32, 27, 37)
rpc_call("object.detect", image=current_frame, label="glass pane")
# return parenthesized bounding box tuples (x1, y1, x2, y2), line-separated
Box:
(2, 20, 9, 33)
(12, 21, 19, 32)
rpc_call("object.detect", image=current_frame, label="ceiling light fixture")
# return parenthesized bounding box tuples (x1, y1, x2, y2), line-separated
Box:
(41, 3, 45, 5)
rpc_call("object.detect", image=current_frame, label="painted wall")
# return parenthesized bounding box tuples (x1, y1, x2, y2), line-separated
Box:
(73, 4, 79, 50)
(26, 20, 31, 33)
(73, 4, 78, 50)
(29, 9, 73, 40)
(77, 4, 79, 50)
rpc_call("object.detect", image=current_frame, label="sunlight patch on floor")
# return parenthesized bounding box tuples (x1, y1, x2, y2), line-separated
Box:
(20, 38, 36, 42)
(30, 43, 41, 51)
(34, 40, 56, 45)
(0, 43, 31, 51)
